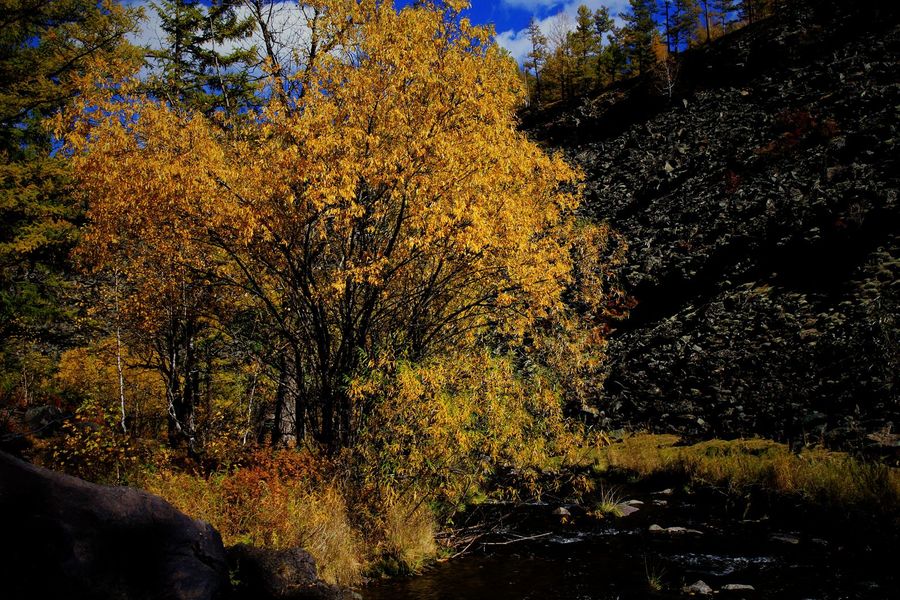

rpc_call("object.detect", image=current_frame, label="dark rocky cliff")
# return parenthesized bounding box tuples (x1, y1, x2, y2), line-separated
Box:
(529, 0, 899, 448)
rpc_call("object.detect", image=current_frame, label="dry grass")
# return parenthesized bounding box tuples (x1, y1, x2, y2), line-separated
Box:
(138, 450, 442, 586)
(591, 434, 900, 514)
(378, 495, 438, 574)
(141, 451, 365, 586)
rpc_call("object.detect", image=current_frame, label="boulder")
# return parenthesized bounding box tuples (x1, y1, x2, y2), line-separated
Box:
(229, 544, 346, 600)
(683, 580, 714, 595)
(0, 451, 229, 600)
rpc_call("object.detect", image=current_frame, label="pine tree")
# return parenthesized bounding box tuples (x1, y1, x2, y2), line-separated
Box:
(623, 0, 657, 75)
(571, 5, 600, 93)
(0, 0, 139, 411)
(592, 6, 615, 87)
(660, 0, 700, 53)
(601, 27, 629, 83)
(740, 0, 774, 24)
(673, 0, 701, 50)
(712, 0, 738, 36)
(524, 18, 548, 105)
(146, 0, 257, 116)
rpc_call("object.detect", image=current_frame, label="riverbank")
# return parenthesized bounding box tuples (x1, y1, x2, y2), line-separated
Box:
(362, 434, 900, 599)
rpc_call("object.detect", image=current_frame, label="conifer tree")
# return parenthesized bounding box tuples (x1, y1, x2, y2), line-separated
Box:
(571, 5, 599, 93)
(673, 0, 701, 50)
(623, 0, 657, 74)
(740, 0, 773, 24)
(592, 6, 615, 86)
(134, 1, 259, 450)
(146, 0, 257, 116)
(602, 27, 629, 83)
(524, 18, 548, 105)
(712, 0, 738, 36)
(0, 0, 139, 411)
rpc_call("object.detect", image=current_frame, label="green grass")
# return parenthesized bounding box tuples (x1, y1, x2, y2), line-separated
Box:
(591, 484, 624, 518)
(589, 434, 900, 517)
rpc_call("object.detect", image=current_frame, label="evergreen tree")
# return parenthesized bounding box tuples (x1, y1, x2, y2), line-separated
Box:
(592, 5, 615, 86)
(140, 0, 258, 449)
(660, 0, 700, 53)
(0, 0, 139, 411)
(673, 0, 701, 50)
(623, 0, 657, 75)
(146, 0, 257, 116)
(601, 27, 629, 83)
(740, 0, 774, 24)
(712, 0, 738, 36)
(571, 5, 600, 93)
(524, 18, 548, 105)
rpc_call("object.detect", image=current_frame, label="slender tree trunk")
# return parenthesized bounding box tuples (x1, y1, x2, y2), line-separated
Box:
(703, 1, 712, 42)
(272, 353, 288, 446)
(114, 271, 127, 434)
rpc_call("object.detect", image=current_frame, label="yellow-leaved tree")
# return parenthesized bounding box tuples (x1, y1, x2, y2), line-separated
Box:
(64, 0, 618, 453)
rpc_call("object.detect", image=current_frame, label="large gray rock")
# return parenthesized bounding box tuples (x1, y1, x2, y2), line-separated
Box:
(0, 451, 229, 600)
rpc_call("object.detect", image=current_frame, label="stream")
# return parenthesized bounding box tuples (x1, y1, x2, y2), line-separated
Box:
(362, 484, 896, 599)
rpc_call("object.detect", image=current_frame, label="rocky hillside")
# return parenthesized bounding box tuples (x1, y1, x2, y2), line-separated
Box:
(529, 0, 899, 449)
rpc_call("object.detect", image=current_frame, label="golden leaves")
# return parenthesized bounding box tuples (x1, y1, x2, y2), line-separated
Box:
(62, 0, 617, 453)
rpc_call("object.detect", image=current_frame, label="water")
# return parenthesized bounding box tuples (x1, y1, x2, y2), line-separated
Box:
(362, 487, 895, 599)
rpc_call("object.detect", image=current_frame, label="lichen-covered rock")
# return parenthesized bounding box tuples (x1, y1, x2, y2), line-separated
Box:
(0, 451, 229, 600)
(530, 0, 899, 448)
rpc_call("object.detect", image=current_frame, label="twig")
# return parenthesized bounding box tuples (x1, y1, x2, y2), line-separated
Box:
(481, 532, 554, 546)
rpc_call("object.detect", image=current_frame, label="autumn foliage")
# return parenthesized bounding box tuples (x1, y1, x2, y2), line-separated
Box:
(0, 0, 633, 579)
(63, 0, 616, 454)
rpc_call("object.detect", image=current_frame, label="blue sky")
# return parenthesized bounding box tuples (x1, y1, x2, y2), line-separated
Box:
(464, 1, 631, 62)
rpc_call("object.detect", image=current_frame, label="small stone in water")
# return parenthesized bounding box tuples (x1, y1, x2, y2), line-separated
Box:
(683, 580, 713, 595)
(552, 506, 571, 516)
(666, 526, 703, 534)
(624, 499, 644, 506)
(722, 584, 755, 591)
(654, 488, 674, 496)
(649, 524, 664, 531)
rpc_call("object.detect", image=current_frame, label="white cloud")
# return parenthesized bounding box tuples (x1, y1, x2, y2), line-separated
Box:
(496, 0, 631, 64)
